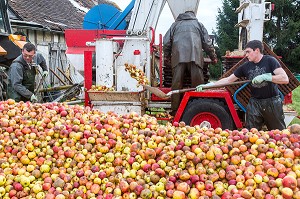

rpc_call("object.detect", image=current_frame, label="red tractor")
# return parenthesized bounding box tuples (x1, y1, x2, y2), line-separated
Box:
(65, 0, 299, 129)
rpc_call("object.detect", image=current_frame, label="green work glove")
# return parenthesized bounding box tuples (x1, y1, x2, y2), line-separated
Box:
(30, 94, 38, 103)
(196, 82, 215, 92)
(42, 71, 49, 77)
(252, 73, 272, 84)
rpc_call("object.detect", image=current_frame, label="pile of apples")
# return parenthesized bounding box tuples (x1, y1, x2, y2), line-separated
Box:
(125, 63, 149, 85)
(0, 99, 300, 199)
(89, 85, 115, 92)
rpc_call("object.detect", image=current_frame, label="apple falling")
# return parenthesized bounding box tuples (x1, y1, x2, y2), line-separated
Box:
(0, 99, 300, 198)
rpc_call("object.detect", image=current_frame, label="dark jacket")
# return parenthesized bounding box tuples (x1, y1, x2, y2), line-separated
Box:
(163, 11, 216, 68)
(7, 53, 47, 101)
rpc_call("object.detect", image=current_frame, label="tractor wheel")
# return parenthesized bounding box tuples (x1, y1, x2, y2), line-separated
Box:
(181, 98, 235, 129)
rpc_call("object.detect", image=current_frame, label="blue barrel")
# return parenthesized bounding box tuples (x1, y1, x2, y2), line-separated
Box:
(83, 4, 127, 30)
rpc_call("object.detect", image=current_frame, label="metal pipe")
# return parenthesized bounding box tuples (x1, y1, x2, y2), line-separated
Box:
(38, 85, 74, 92)
(86, 37, 149, 47)
(65, 100, 84, 105)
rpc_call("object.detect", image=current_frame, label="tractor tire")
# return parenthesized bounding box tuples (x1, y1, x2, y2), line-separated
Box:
(181, 98, 235, 130)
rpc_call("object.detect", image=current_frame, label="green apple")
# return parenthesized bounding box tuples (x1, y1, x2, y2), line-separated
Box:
(0, 175, 6, 186)
(155, 182, 165, 192)
(104, 152, 115, 162)
(32, 183, 42, 193)
(36, 192, 45, 199)
(0, 187, 5, 196)
(147, 140, 157, 149)
(254, 174, 263, 184)
(184, 138, 192, 146)
(20, 176, 30, 187)
(132, 162, 140, 170)
(178, 162, 185, 169)
(215, 184, 225, 196)
(276, 178, 282, 187)
(123, 147, 131, 154)
(157, 160, 166, 169)
(40, 164, 50, 173)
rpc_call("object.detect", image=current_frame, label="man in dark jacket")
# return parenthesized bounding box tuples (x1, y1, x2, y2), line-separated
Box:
(163, 11, 217, 116)
(7, 42, 48, 102)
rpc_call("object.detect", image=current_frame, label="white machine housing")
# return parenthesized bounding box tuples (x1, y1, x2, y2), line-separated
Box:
(91, 0, 201, 115)
(235, 0, 271, 50)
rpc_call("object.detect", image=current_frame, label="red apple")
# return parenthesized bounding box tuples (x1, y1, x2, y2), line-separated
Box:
(42, 183, 51, 191)
(13, 182, 23, 191)
(281, 187, 293, 199)
(134, 184, 144, 195)
(119, 180, 130, 193)
(282, 175, 297, 190)
(173, 190, 185, 199)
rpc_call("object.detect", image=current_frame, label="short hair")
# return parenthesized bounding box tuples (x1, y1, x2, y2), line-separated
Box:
(23, 43, 36, 52)
(245, 40, 263, 52)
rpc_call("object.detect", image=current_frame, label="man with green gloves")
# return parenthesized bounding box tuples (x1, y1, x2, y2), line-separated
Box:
(7, 42, 49, 103)
(196, 40, 289, 130)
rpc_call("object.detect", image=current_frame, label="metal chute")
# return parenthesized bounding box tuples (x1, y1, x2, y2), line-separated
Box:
(166, 0, 200, 20)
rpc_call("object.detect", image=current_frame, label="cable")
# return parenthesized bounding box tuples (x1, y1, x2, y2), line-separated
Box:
(233, 82, 250, 112)
(142, 0, 155, 31)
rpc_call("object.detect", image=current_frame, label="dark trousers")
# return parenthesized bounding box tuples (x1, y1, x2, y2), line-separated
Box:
(246, 95, 286, 130)
(171, 62, 204, 114)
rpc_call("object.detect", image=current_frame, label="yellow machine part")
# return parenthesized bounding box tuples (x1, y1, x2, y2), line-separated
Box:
(8, 34, 27, 49)
(0, 45, 7, 55)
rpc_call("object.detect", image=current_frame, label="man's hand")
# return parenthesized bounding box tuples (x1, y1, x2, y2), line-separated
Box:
(252, 73, 272, 84)
(42, 71, 49, 77)
(30, 94, 38, 103)
(196, 82, 215, 92)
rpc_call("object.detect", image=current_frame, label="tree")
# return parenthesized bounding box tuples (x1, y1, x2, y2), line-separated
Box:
(215, 0, 239, 56)
(264, 0, 300, 72)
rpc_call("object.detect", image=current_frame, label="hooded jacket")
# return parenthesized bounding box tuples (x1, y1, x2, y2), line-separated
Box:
(163, 11, 216, 68)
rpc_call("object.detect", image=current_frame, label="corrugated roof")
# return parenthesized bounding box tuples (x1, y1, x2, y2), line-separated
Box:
(8, 0, 97, 31)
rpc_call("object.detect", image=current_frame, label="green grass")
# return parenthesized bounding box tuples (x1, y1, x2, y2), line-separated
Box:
(289, 86, 300, 125)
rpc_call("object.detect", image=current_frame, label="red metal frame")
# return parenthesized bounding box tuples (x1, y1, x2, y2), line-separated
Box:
(65, 29, 126, 54)
(159, 34, 163, 88)
(284, 92, 293, 104)
(84, 51, 93, 107)
(150, 87, 171, 101)
(173, 89, 243, 128)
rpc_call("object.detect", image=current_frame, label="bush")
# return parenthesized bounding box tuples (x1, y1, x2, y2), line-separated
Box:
(209, 62, 222, 79)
